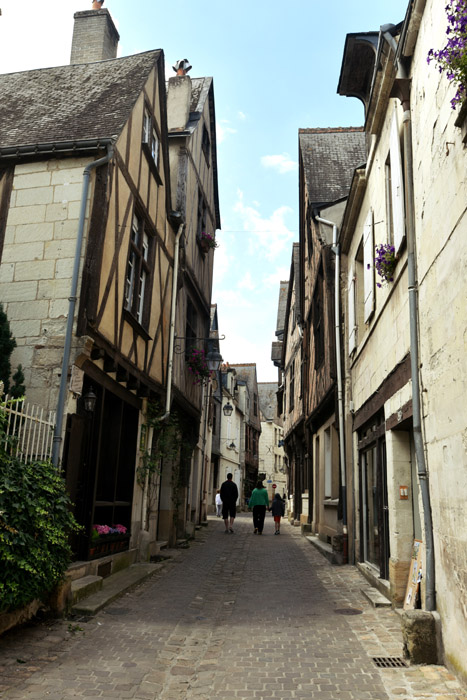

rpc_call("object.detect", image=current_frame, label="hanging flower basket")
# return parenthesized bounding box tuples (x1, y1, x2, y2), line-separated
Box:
(186, 347, 211, 384)
(198, 231, 218, 253)
(427, 0, 467, 110)
(374, 243, 397, 287)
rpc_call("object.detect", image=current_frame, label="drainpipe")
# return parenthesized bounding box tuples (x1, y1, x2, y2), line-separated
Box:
(382, 25, 435, 611)
(52, 145, 113, 468)
(161, 220, 185, 420)
(315, 215, 347, 563)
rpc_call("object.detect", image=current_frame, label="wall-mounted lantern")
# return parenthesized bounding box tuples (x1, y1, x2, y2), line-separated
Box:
(83, 386, 97, 413)
(223, 402, 233, 417)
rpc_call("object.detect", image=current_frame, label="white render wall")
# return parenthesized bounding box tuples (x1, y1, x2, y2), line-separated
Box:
(0, 158, 93, 410)
(258, 420, 286, 499)
(409, 0, 467, 676)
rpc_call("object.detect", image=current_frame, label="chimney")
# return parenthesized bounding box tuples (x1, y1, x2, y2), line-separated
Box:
(70, 3, 120, 64)
(167, 60, 193, 132)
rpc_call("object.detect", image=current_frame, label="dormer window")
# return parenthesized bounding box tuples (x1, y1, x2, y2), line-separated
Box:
(142, 107, 162, 183)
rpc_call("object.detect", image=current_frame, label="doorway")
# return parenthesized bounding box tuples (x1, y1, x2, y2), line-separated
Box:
(359, 423, 390, 579)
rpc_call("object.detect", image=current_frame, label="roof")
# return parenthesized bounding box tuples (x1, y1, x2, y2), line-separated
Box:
(0, 50, 161, 152)
(299, 127, 366, 207)
(275, 281, 289, 336)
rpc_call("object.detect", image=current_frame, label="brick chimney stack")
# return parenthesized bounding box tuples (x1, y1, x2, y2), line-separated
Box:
(70, 3, 120, 65)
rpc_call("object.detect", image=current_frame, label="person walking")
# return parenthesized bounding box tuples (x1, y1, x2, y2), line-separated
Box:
(215, 489, 222, 517)
(271, 492, 285, 534)
(248, 481, 269, 535)
(220, 473, 238, 533)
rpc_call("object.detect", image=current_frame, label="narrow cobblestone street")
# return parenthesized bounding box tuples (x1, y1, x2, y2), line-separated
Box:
(0, 514, 465, 700)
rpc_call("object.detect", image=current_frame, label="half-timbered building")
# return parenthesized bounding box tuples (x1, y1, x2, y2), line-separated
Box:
(298, 127, 365, 563)
(0, 8, 178, 565)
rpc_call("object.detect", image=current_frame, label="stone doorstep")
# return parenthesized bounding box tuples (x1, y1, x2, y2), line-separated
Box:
(305, 534, 335, 564)
(361, 587, 392, 608)
(155, 540, 168, 552)
(71, 575, 103, 604)
(71, 562, 163, 616)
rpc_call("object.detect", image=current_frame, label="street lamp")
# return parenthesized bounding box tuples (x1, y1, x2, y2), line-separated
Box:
(206, 349, 223, 372)
(223, 402, 233, 417)
(83, 386, 97, 413)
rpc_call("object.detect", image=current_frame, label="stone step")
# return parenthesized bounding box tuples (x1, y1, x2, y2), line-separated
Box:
(71, 563, 161, 616)
(71, 575, 103, 604)
(361, 587, 392, 608)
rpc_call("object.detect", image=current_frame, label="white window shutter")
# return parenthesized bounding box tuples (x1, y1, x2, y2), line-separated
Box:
(348, 263, 357, 355)
(363, 209, 375, 323)
(390, 110, 405, 252)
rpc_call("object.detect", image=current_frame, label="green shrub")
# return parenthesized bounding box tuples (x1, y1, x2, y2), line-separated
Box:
(0, 415, 79, 613)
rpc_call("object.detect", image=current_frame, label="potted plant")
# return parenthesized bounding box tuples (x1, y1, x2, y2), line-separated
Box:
(186, 347, 211, 384)
(198, 231, 218, 253)
(374, 243, 397, 288)
(427, 0, 467, 111)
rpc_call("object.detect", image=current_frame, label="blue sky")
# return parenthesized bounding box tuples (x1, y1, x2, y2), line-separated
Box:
(0, 0, 410, 381)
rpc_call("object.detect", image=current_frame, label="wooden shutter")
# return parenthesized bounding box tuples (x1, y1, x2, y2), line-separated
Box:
(390, 110, 405, 252)
(348, 263, 357, 355)
(363, 208, 375, 323)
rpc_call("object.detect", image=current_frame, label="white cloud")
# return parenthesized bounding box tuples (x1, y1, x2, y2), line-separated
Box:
(261, 153, 297, 174)
(216, 120, 237, 144)
(238, 111, 247, 120)
(238, 271, 255, 291)
(233, 190, 295, 261)
(263, 267, 291, 288)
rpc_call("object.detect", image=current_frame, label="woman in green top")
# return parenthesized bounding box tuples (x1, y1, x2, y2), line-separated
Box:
(248, 481, 270, 534)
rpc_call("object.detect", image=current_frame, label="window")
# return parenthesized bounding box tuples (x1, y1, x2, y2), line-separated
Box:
(313, 264, 325, 368)
(289, 360, 295, 412)
(124, 213, 152, 325)
(185, 298, 198, 357)
(363, 209, 375, 323)
(324, 427, 332, 498)
(387, 109, 405, 253)
(197, 188, 207, 239)
(142, 107, 161, 176)
(253, 393, 258, 417)
(201, 124, 211, 163)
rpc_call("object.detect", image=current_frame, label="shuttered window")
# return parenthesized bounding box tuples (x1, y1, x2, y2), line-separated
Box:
(363, 209, 375, 323)
(348, 263, 357, 355)
(389, 110, 405, 253)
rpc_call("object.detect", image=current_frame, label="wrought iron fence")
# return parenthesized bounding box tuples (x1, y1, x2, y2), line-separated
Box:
(0, 396, 56, 463)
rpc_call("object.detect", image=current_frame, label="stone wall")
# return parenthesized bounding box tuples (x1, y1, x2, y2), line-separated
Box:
(0, 158, 92, 410)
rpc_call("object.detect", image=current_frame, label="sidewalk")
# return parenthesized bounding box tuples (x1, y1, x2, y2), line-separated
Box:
(0, 513, 465, 699)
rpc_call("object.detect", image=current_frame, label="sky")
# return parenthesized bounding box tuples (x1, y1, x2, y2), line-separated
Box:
(0, 0, 410, 382)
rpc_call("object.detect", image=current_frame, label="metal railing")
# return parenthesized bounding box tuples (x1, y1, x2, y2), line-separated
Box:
(1, 396, 56, 463)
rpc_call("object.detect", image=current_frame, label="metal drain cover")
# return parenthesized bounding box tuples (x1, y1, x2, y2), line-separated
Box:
(334, 608, 363, 615)
(372, 657, 408, 668)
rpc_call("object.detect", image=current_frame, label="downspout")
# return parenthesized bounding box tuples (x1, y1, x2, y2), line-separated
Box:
(315, 216, 347, 562)
(161, 221, 185, 420)
(52, 145, 113, 468)
(382, 26, 435, 611)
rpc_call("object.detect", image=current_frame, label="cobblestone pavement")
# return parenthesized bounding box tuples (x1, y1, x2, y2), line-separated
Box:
(0, 514, 466, 700)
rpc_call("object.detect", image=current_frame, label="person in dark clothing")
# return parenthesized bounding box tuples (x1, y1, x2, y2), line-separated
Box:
(220, 473, 238, 533)
(271, 492, 285, 534)
(248, 480, 270, 534)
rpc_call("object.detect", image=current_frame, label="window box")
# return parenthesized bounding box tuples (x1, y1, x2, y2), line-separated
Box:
(88, 534, 130, 560)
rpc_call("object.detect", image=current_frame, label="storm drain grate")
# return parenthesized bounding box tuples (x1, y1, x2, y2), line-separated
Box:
(372, 657, 408, 668)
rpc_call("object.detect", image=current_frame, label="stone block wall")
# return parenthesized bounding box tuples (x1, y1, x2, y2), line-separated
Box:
(0, 158, 93, 410)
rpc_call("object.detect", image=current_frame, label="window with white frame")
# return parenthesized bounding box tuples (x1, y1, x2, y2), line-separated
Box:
(143, 107, 160, 171)
(124, 213, 152, 325)
(387, 109, 405, 252)
(324, 426, 332, 499)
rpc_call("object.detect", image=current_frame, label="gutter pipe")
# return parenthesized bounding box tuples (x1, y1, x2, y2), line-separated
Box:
(52, 144, 113, 468)
(316, 215, 348, 562)
(381, 26, 435, 611)
(162, 221, 185, 420)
